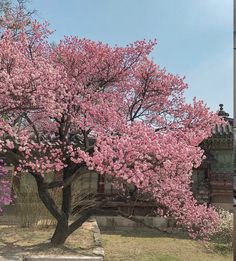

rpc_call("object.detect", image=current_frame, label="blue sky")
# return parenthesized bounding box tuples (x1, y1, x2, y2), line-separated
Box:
(30, 0, 233, 116)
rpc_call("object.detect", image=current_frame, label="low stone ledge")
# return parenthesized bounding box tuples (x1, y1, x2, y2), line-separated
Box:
(21, 256, 103, 261)
(92, 247, 104, 258)
(89, 217, 104, 258)
(95, 215, 168, 231)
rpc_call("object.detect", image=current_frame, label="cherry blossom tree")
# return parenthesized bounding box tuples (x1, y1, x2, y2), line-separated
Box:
(0, 10, 223, 245)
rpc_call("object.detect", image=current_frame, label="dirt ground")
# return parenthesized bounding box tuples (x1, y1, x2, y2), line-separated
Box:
(0, 222, 95, 259)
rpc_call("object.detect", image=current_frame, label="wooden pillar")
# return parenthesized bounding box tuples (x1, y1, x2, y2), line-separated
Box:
(206, 164, 212, 205)
(97, 174, 105, 194)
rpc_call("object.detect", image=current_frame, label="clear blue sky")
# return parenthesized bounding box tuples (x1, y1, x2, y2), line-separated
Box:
(30, 0, 233, 116)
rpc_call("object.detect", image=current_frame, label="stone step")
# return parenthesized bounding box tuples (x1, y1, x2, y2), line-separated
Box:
(22, 256, 103, 261)
(0, 257, 19, 261)
(0, 257, 103, 261)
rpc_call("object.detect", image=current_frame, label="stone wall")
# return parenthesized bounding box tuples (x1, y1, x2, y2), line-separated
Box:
(96, 216, 169, 231)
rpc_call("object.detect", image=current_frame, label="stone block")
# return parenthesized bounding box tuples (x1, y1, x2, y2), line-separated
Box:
(22, 256, 103, 261)
(92, 247, 104, 257)
(142, 217, 153, 227)
(153, 217, 167, 228)
(113, 216, 135, 228)
(95, 216, 107, 227)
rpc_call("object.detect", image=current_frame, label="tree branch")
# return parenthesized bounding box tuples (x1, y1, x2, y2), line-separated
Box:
(23, 112, 40, 143)
(69, 199, 108, 234)
(47, 165, 89, 190)
(29, 171, 62, 221)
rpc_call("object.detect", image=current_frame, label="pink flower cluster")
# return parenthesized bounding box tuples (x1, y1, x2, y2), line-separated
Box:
(0, 160, 11, 212)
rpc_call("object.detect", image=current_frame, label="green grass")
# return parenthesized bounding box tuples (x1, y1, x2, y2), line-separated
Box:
(101, 230, 233, 261)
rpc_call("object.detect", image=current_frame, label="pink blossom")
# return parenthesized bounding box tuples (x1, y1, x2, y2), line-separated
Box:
(0, 160, 11, 212)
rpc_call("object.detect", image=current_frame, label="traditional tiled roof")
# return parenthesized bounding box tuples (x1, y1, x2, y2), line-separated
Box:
(212, 104, 233, 137)
(200, 104, 233, 150)
(212, 119, 233, 136)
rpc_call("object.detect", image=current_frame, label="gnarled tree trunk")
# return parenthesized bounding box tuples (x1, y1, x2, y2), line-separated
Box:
(51, 215, 69, 245)
(30, 169, 94, 246)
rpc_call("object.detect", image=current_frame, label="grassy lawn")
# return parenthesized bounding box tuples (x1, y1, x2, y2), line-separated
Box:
(0, 223, 95, 257)
(101, 230, 233, 261)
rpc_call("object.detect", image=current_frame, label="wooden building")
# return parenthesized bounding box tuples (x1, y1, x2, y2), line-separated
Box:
(192, 104, 233, 210)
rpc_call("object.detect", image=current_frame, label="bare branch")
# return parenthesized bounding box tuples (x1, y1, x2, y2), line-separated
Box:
(23, 112, 40, 143)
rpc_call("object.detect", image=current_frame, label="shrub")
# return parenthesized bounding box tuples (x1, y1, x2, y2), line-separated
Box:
(211, 208, 233, 246)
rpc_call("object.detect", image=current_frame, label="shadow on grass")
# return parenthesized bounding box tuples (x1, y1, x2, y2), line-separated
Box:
(101, 228, 190, 240)
(0, 238, 79, 257)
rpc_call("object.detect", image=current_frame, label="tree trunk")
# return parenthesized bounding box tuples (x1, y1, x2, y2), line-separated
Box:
(62, 184, 71, 219)
(51, 169, 72, 245)
(30, 170, 92, 246)
(62, 167, 72, 218)
(30, 172, 70, 245)
(50, 186, 72, 245)
(51, 215, 69, 245)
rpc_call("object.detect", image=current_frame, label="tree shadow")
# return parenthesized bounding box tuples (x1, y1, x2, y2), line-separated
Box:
(100, 228, 190, 240)
(0, 238, 24, 259)
(0, 238, 79, 258)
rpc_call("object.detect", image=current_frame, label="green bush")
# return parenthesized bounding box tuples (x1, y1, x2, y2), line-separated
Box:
(210, 208, 233, 248)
